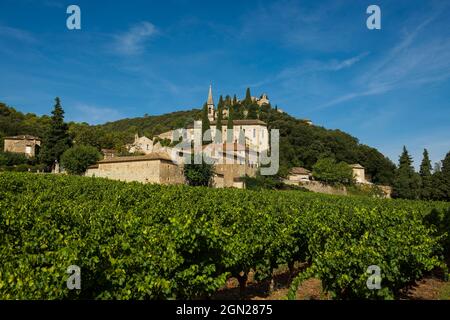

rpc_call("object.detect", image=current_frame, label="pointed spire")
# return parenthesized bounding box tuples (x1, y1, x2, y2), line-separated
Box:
(207, 84, 214, 106)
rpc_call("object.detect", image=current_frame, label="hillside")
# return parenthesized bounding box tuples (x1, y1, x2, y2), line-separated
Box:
(0, 99, 395, 184)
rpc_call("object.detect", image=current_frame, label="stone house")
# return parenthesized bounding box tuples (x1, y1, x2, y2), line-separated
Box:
(287, 167, 311, 182)
(85, 152, 185, 185)
(350, 163, 367, 184)
(127, 134, 154, 154)
(3, 135, 41, 157)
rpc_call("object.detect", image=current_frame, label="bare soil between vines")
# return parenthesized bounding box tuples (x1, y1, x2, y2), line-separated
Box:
(211, 265, 450, 300)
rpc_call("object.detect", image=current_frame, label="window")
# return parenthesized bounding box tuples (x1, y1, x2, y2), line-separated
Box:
(25, 146, 32, 155)
(146, 144, 149, 150)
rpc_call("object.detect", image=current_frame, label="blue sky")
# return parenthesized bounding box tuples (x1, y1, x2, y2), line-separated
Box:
(0, 0, 449, 168)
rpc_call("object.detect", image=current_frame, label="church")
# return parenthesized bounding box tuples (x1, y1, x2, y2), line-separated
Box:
(158, 85, 270, 155)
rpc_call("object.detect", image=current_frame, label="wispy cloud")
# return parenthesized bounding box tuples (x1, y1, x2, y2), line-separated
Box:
(0, 25, 37, 43)
(249, 52, 368, 88)
(330, 52, 370, 71)
(316, 11, 450, 110)
(113, 22, 158, 55)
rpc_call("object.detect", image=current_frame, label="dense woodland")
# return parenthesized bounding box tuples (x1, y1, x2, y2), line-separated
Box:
(0, 88, 449, 201)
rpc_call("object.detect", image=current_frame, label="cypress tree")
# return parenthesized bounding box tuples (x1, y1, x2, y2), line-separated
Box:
(392, 146, 420, 199)
(419, 149, 433, 200)
(225, 95, 231, 107)
(227, 106, 234, 143)
(39, 97, 71, 170)
(244, 88, 252, 105)
(440, 151, 450, 200)
(201, 103, 211, 144)
(216, 96, 224, 143)
(247, 104, 258, 119)
(232, 94, 238, 106)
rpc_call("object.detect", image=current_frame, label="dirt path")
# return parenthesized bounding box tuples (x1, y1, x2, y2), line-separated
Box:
(212, 267, 450, 300)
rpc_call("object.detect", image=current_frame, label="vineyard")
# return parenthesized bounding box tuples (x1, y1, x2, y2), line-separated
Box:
(0, 172, 449, 299)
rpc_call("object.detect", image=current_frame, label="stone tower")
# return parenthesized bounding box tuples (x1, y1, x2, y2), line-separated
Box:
(207, 84, 215, 121)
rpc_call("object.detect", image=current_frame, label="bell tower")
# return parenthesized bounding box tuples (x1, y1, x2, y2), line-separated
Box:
(207, 84, 215, 121)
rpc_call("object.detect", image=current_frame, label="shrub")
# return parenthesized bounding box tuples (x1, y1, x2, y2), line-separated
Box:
(312, 157, 354, 185)
(60, 145, 101, 175)
(183, 155, 214, 186)
(0, 151, 28, 166)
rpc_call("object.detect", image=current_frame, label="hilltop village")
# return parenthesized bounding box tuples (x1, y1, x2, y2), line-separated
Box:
(2, 86, 385, 196)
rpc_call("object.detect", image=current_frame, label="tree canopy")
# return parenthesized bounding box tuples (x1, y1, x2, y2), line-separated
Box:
(39, 97, 71, 169)
(312, 157, 354, 185)
(60, 145, 101, 175)
(392, 146, 420, 199)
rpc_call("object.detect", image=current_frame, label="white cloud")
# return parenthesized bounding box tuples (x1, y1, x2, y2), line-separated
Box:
(113, 22, 158, 55)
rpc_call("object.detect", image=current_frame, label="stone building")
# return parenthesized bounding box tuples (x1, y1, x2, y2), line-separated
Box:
(350, 163, 367, 184)
(287, 167, 311, 182)
(85, 147, 256, 189)
(3, 135, 41, 157)
(101, 149, 117, 159)
(85, 152, 185, 185)
(160, 119, 269, 157)
(256, 93, 270, 106)
(126, 134, 154, 154)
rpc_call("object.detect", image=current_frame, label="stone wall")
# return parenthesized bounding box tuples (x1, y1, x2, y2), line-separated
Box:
(378, 185, 392, 198)
(85, 156, 255, 189)
(293, 180, 348, 195)
(4, 139, 41, 157)
(85, 159, 184, 185)
(215, 163, 257, 188)
(284, 179, 392, 198)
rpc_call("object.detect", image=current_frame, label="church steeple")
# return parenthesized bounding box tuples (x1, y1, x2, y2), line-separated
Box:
(207, 84, 215, 121)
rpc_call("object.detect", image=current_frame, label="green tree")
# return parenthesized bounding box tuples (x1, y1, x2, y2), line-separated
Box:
(201, 103, 211, 144)
(224, 95, 231, 108)
(60, 145, 101, 175)
(226, 105, 234, 143)
(312, 157, 353, 185)
(419, 149, 433, 200)
(183, 155, 214, 187)
(436, 151, 450, 201)
(392, 146, 420, 199)
(243, 88, 252, 105)
(216, 96, 223, 143)
(0, 151, 28, 167)
(247, 104, 258, 119)
(39, 97, 71, 169)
